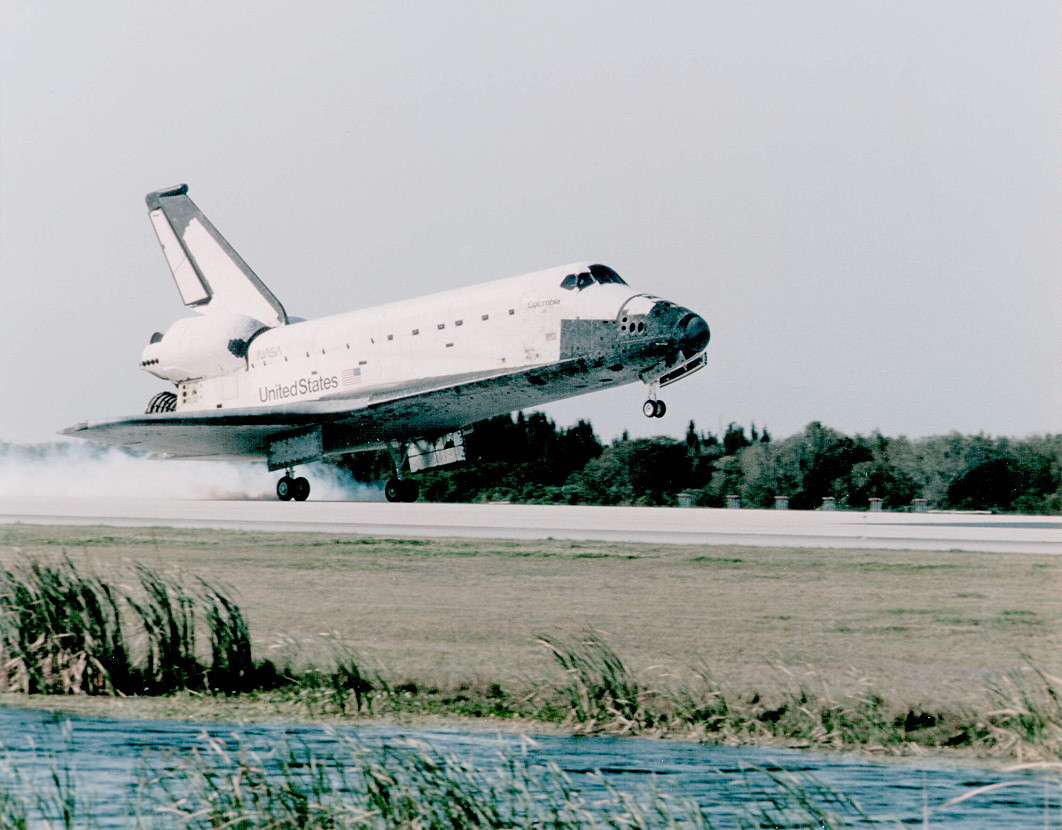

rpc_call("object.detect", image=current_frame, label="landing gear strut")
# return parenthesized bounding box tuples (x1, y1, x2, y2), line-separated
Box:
(384, 441, 420, 502)
(276, 472, 310, 501)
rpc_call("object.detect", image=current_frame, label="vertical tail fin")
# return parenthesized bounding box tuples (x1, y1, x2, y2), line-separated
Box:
(146, 185, 288, 327)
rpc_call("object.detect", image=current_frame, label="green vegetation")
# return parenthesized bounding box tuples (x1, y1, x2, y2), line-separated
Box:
(3, 524, 1059, 724)
(0, 556, 271, 696)
(335, 413, 1062, 512)
(2, 555, 1060, 762)
(0, 735, 902, 829)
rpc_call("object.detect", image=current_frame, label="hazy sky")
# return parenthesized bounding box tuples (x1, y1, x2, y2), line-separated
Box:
(2, 2, 1059, 447)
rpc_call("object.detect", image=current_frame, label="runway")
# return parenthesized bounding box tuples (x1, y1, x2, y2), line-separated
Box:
(0, 496, 1058, 554)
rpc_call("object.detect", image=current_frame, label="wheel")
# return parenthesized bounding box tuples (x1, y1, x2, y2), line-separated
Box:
(292, 476, 310, 501)
(385, 477, 420, 502)
(276, 476, 294, 501)
(642, 400, 657, 418)
(654, 400, 667, 418)
(400, 479, 420, 503)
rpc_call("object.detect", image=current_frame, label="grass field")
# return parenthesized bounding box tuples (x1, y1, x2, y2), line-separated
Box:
(1, 522, 1057, 715)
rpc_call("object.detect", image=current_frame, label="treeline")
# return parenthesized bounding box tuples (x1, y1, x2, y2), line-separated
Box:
(335, 414, 1061, 513)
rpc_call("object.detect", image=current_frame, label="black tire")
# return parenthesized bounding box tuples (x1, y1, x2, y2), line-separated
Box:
(385, 477, 403, 502)
(276, 476, 294, 501)
(292, 476, 310, 501)
(643, 400, 657, 418)
(400, 479, 420, 502)
(654, 400, 667, 418)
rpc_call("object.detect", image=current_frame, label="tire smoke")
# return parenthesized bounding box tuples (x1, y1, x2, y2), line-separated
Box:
(0, 441, 384, 501)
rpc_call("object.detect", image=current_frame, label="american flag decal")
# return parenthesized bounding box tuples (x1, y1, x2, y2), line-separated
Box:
(341, 367, 362, 386)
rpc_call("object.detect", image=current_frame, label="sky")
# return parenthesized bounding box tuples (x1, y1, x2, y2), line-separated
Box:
(2, 1, 1059, 448)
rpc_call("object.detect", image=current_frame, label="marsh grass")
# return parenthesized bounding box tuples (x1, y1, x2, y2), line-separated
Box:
(202, 585, 255, 694)
(4, 733, 907, 829)
(740, 767, 875, 829)
(982, 668, 1062, 760)
(0, 727, 98, 830)
(523, 635, 1062, 760)
(126, 564, 201, 694)
(0, 555, 130, 695)
(5, 524, 1059, 714)
(2, 555, 1060, 762)
(287, 642, 387, 717)
(0, 556, 269, 697)
(538, 632, 652, 732)
(8, 734, 1061, 828)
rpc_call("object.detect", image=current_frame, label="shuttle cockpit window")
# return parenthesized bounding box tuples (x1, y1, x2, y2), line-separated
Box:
(560, 271, 594, 291)
(560, 265, 627, 291)
(589, 264, 626, 285)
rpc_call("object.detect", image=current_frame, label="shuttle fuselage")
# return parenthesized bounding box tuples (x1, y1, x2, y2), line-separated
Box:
(64, 185, 710, 501)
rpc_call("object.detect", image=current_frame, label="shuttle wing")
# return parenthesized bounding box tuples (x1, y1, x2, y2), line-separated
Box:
(61, 357, 606, 463)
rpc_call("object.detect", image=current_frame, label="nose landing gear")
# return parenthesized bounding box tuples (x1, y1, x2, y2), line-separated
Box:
(643, 398, 667, 418)
(276, 471, 310, 501)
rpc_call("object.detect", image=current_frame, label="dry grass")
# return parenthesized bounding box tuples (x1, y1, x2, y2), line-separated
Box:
(1, 523, 1058, 712)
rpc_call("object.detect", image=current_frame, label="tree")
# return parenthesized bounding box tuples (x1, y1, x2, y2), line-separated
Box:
(327, 417, 1059, 513)
(783, 422, 872, 510)
(723, 423, 751, 456)
(946, 458, 1022, 511)
(566, 438, 692, 505)
(845, 461, 921, 509)
(685, 420, 701, 455)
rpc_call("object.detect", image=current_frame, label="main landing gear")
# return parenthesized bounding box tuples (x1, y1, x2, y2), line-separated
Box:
(276, 473, 310, 501)
(384, 477, 420, 503)
(383, 440, 420, 502)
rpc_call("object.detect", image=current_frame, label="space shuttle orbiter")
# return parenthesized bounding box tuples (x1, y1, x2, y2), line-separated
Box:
(64, 185, 710, 501)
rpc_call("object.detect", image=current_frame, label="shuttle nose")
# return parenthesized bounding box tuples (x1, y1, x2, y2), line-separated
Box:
(677, 311, 710, 358)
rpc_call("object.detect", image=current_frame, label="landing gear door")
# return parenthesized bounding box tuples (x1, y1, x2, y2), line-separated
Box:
(407, 431, 466, 473)
(267, 427, 323, 472)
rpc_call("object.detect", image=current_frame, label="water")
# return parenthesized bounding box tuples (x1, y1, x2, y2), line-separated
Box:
(0, 706, 1055, 827)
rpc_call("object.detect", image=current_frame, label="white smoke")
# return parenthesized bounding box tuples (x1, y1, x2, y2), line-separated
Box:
(0, 441, 385, 501)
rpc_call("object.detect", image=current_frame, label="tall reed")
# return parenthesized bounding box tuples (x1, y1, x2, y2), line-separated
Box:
(126, 563, 201, 693)
(200, 581, 255, 694)
(532, 634, 1062, 759)
(0, 555, 264, 697)
(149, 736, 718, 829)
(0, 555, 129, 694)
(25, 733, 1055, 828)
(983, 668, 1062, 760)
(538, 631, 650, 732)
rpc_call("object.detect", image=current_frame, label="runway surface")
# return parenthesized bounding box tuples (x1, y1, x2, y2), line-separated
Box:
(1, 496, 1058, 553)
